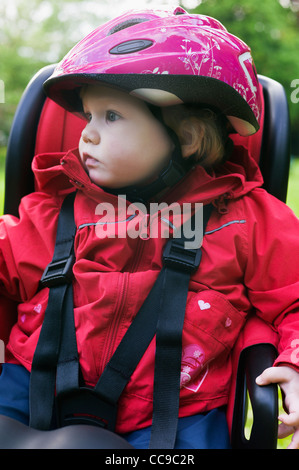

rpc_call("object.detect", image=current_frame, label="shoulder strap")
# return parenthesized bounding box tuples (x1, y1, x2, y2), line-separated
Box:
(29, 191, 77, 430)
(149, 203, 213, 448)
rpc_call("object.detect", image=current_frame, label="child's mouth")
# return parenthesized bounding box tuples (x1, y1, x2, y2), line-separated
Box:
(83, 153, 99, 167)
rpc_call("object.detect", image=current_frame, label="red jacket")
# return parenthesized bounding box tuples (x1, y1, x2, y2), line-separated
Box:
(1, 146, 299, 433)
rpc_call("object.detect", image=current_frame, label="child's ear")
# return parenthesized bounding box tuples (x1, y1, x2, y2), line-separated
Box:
(180, 121, 200, 159)
(181, 141, 199, 158)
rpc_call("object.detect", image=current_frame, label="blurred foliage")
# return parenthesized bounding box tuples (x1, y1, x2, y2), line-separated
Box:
(1, 0, 299, 154)
(0, 0, 112, 145)
(183, 0, 299, 155)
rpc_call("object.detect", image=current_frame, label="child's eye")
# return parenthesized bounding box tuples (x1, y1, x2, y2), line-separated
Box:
(106, 111, 120, 122)
(83, 112, 92, 122)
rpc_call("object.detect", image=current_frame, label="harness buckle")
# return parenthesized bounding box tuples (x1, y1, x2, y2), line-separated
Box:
(40, 254, 75, 288)
(163, 238, 202, 273)
(56, 388, 117, 431)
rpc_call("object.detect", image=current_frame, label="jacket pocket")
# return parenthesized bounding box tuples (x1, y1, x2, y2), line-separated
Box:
(181, 289, 246, 392)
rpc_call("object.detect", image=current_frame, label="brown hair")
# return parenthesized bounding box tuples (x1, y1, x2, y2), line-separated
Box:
(163, 104, 229, 168)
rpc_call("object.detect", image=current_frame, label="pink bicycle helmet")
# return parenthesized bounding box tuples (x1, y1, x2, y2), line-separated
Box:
(44, 7, 262, 137)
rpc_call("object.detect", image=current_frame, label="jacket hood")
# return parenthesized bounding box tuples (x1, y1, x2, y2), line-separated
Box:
(32, 145, 264, 206)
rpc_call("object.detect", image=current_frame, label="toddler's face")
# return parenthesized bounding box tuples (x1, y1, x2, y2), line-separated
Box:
(78, 85, 174, 189)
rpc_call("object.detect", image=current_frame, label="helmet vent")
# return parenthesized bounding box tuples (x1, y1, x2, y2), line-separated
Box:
(174, 7, 187, 15)
(107, 18, 150, 36)
(109, 39, 153, 54)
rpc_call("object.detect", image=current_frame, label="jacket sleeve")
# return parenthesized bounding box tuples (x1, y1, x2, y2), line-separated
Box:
(0, 192, 61, 303)
(243, 188, 299, 369)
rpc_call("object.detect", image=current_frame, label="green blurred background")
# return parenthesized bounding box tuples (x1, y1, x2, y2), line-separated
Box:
(0, 0, 299, 448)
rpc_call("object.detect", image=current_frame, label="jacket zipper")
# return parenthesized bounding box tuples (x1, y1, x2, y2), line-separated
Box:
(130, 235, 145, 274)
(98, 235, 147, 375)
(98, 210, 148, 375)
(99, 271, 129, 372)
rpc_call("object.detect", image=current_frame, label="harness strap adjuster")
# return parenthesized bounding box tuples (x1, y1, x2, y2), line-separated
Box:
(40, 254, 75, 288)
(162, 238, 202, 273)
(56, 387, 117, 431)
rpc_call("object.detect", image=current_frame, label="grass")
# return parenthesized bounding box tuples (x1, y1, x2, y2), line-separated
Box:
(286, 158, 299, 217)
(0, 146, 298, 447)
(245, 389, 292, 449)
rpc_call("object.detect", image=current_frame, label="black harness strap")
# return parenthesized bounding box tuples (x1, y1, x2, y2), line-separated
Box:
(55, 267, 166, 431)
(29, 191, 76, 430)
(149, 204, 213, 448)
(29, 195, 213, 448)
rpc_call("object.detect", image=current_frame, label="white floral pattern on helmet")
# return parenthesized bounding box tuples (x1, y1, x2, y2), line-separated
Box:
(44, 7, 262, 136)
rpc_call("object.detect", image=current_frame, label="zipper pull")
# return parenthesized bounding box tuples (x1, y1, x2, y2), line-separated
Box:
(140, 213, 150, 240)
(213, 195, 229, 214)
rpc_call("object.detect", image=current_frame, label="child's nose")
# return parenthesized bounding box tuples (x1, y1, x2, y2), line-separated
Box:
(81, 125, 100, 145)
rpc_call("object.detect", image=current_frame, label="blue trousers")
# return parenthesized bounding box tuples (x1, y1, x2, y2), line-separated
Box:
(0, 364, 231, 449)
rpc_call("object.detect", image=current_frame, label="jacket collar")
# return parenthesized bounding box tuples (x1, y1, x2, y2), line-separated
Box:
(32, 145, 263, 206)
